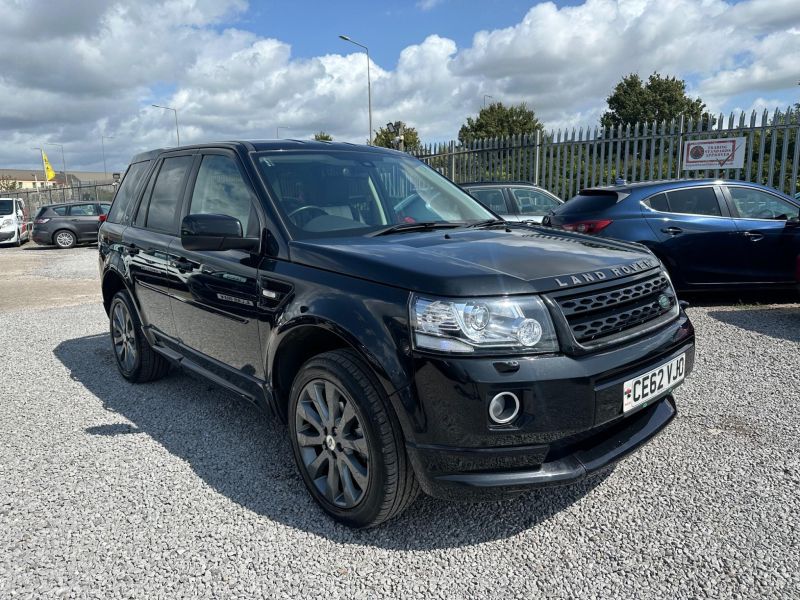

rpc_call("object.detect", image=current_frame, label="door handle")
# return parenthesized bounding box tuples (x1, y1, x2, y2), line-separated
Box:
(742, 232, 764, 242)
(660, 226, 683, 235)
(171, 258, 196, 272)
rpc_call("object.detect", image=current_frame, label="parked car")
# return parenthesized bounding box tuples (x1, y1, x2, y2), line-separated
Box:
(0, 197, 32, 246)
(461, 181, 562, 223)
(545, 180, 800, 292)
(99, 141, 694, 527)
(32, 201, 111, 248)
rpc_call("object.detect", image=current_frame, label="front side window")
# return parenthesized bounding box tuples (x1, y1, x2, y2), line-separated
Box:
(665, 188, 721, 217)
(469, 188, 510, 214)
(512, 188, 560, 216)
(253, 151, 493, 238)
(728, 187, 800, 220)
(68, 204, 98, 216)
(143, 156, 193, 233)
(189, 155, 259, 236)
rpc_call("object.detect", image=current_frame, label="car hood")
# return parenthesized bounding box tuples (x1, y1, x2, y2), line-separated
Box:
(290, 226, 660, 296)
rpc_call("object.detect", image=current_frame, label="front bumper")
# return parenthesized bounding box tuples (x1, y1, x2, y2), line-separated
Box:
(0, 228, 17, 242)
(404, 311, 694, 500)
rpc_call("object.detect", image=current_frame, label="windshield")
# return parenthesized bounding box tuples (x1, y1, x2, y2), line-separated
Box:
(253, 151, 494, 238)
(0, 199, 13, 215)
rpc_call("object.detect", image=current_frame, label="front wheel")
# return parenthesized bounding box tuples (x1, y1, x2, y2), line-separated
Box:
(54, 229, 76, 249)
(288, 350, 419, 528)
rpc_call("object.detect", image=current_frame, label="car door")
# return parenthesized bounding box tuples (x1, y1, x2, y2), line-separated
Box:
(465, 186, 517, 220)
(66, 203, 100, 240)
(509, 187, 562, 224)
(723, 185, 800, 283)
(642, 186, 742, 286)
(15, 200, 29, 239)
(169, 150, 265, 377)
(124, 152, 196, 339)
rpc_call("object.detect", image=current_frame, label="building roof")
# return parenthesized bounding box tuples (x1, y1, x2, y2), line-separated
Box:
(0, 168, 114, 183)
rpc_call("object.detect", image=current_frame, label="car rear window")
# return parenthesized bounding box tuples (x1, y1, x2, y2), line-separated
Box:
(557, 191, 619, 215)
(106, 160, 151, 224)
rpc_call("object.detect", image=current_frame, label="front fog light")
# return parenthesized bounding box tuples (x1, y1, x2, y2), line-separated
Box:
(488, 392, 521, 424)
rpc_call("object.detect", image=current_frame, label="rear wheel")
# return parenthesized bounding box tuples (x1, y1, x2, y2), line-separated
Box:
(109, 290, 170, 383)
(288, 350, 419, 528)
(14, 230, 21, 247)
(54, 229, 76, 249)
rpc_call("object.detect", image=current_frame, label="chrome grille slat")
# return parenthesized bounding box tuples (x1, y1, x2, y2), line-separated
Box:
(552, 271, 677, 347)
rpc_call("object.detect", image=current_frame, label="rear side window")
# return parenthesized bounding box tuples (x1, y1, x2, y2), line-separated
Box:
(141, 156, 193, 233)
(666, 188, 721, 217)
(68, 204, 98, 216)
(512, 188, 560, 216)
(468, 188, 510, 214)
(643, 193, 669, 212)
(558, 192, 619, 215)
(107, 161, 150, 224)
(51, 206, 67, 216)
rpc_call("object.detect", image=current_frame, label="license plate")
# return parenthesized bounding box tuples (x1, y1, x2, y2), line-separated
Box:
(623, 353, 686, 413)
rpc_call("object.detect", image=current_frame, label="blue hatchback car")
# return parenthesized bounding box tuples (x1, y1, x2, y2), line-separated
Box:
(546, 180, 800, 292)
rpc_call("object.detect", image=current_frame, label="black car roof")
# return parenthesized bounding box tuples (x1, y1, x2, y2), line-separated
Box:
(129, 140, 401, 164)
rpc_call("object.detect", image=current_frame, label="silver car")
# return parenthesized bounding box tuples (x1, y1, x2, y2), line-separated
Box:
(461, 182, 562, 224)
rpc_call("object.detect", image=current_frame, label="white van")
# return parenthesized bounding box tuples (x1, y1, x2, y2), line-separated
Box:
(0, 197, 32, 246)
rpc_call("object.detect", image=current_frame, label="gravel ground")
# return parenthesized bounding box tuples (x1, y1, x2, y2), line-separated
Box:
(1, 249, 798, 599)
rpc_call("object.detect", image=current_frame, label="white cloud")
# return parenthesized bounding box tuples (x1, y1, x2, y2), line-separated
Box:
(0, 0, 797, 171)
(416, 0, 445, 11)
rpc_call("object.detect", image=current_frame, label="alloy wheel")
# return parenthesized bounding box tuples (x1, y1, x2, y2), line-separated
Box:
(295, 379, 370, 508)
(56, 231, 74, 248)
(111, 301, 137, 372)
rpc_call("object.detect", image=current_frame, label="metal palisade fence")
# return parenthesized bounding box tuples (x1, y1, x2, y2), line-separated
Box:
(410, 107, 800, 199)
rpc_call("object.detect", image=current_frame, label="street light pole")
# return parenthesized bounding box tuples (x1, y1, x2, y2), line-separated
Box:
(483, 95, 493, 108)
(101, 135, 114, 180)
(44, 142, 68, 188)
(339, 35, 372, 144)
(152, 104, 181, 146)
(31, 147, 47, 187)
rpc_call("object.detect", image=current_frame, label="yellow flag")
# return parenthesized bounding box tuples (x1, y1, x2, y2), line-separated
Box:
(42, 150, 56, 181)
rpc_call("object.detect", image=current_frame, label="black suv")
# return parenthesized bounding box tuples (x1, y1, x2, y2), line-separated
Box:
(99, 141, 695, 527)
(33, 202, 111, 248)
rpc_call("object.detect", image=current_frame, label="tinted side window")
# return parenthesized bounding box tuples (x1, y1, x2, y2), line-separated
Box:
(68, 204, 98, 216)
(558, 192, 618, 215)
(665, 188, 721, 217)
(644, 193, 669, 212)
(107, 160, 150, 224)
(512, 188, 560, 215)
(143, 156, 193, 233)
(52, 206, 67, 216)
(99, 203, 111, 215)
(728, 187, 799, 220)
(469, 188, 510, 214)
(189, 155, 259, 236)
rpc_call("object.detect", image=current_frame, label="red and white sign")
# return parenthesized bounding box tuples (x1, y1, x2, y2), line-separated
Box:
(682, 137, 746, 170)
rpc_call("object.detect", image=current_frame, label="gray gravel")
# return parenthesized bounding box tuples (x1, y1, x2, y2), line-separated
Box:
(1, 250, 799, 598)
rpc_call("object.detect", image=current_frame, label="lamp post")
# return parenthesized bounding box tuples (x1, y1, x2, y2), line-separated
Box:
(339, 34, 372, 144)
(31, 147, 47, 188)
(101, 135, 114, 180)
(44, 142, 68, 188)
(152, 104, 181, 146)
(483, 95, 493, 108)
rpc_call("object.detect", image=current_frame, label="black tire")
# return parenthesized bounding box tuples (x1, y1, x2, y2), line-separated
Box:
(288, 349, 419, 528)
(109, 289, 170, 383)
(54, 229, 76, 249)
(14, 230, 21, 247)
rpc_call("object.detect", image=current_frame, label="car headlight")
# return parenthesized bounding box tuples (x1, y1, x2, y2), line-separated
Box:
(0, 218, 13, 228)
(410, 294, 559, 354)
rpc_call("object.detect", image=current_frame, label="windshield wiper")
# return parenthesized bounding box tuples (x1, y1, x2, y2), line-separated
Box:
(467, 218, 508, 228)
(369, 222, 465, 237)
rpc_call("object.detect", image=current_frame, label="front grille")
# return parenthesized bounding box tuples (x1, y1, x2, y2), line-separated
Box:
(552, 271, 677, 348)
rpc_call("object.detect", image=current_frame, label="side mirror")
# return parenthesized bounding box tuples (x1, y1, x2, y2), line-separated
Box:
(786, 216, 800, 228)
(180, 214, 260, 252)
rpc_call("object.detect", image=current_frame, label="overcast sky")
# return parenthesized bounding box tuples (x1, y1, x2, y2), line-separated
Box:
(1, 0, 798, 173)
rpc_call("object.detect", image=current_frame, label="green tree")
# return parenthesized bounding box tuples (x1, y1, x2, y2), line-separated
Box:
(372, 122, 420, 150)
(458, 102, 543, 145)
(601, 73, 713, 129)
(0, 176, 21, 192)
(313, 131, 333, 141)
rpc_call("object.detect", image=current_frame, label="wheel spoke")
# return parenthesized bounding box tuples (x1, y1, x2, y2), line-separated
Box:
(296, 429, 325, 447)
(324, 381, 339, 425)
(340, 451, 368, 489)
(338, 456, 360, 505)
(297, 401, 325, 434)
(325, 456, 341, 503)
(306, 451, 328, 479)
(338, 401, 358, 430)
(341, 435, 368, 457)
(311, 383, 330, 426)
